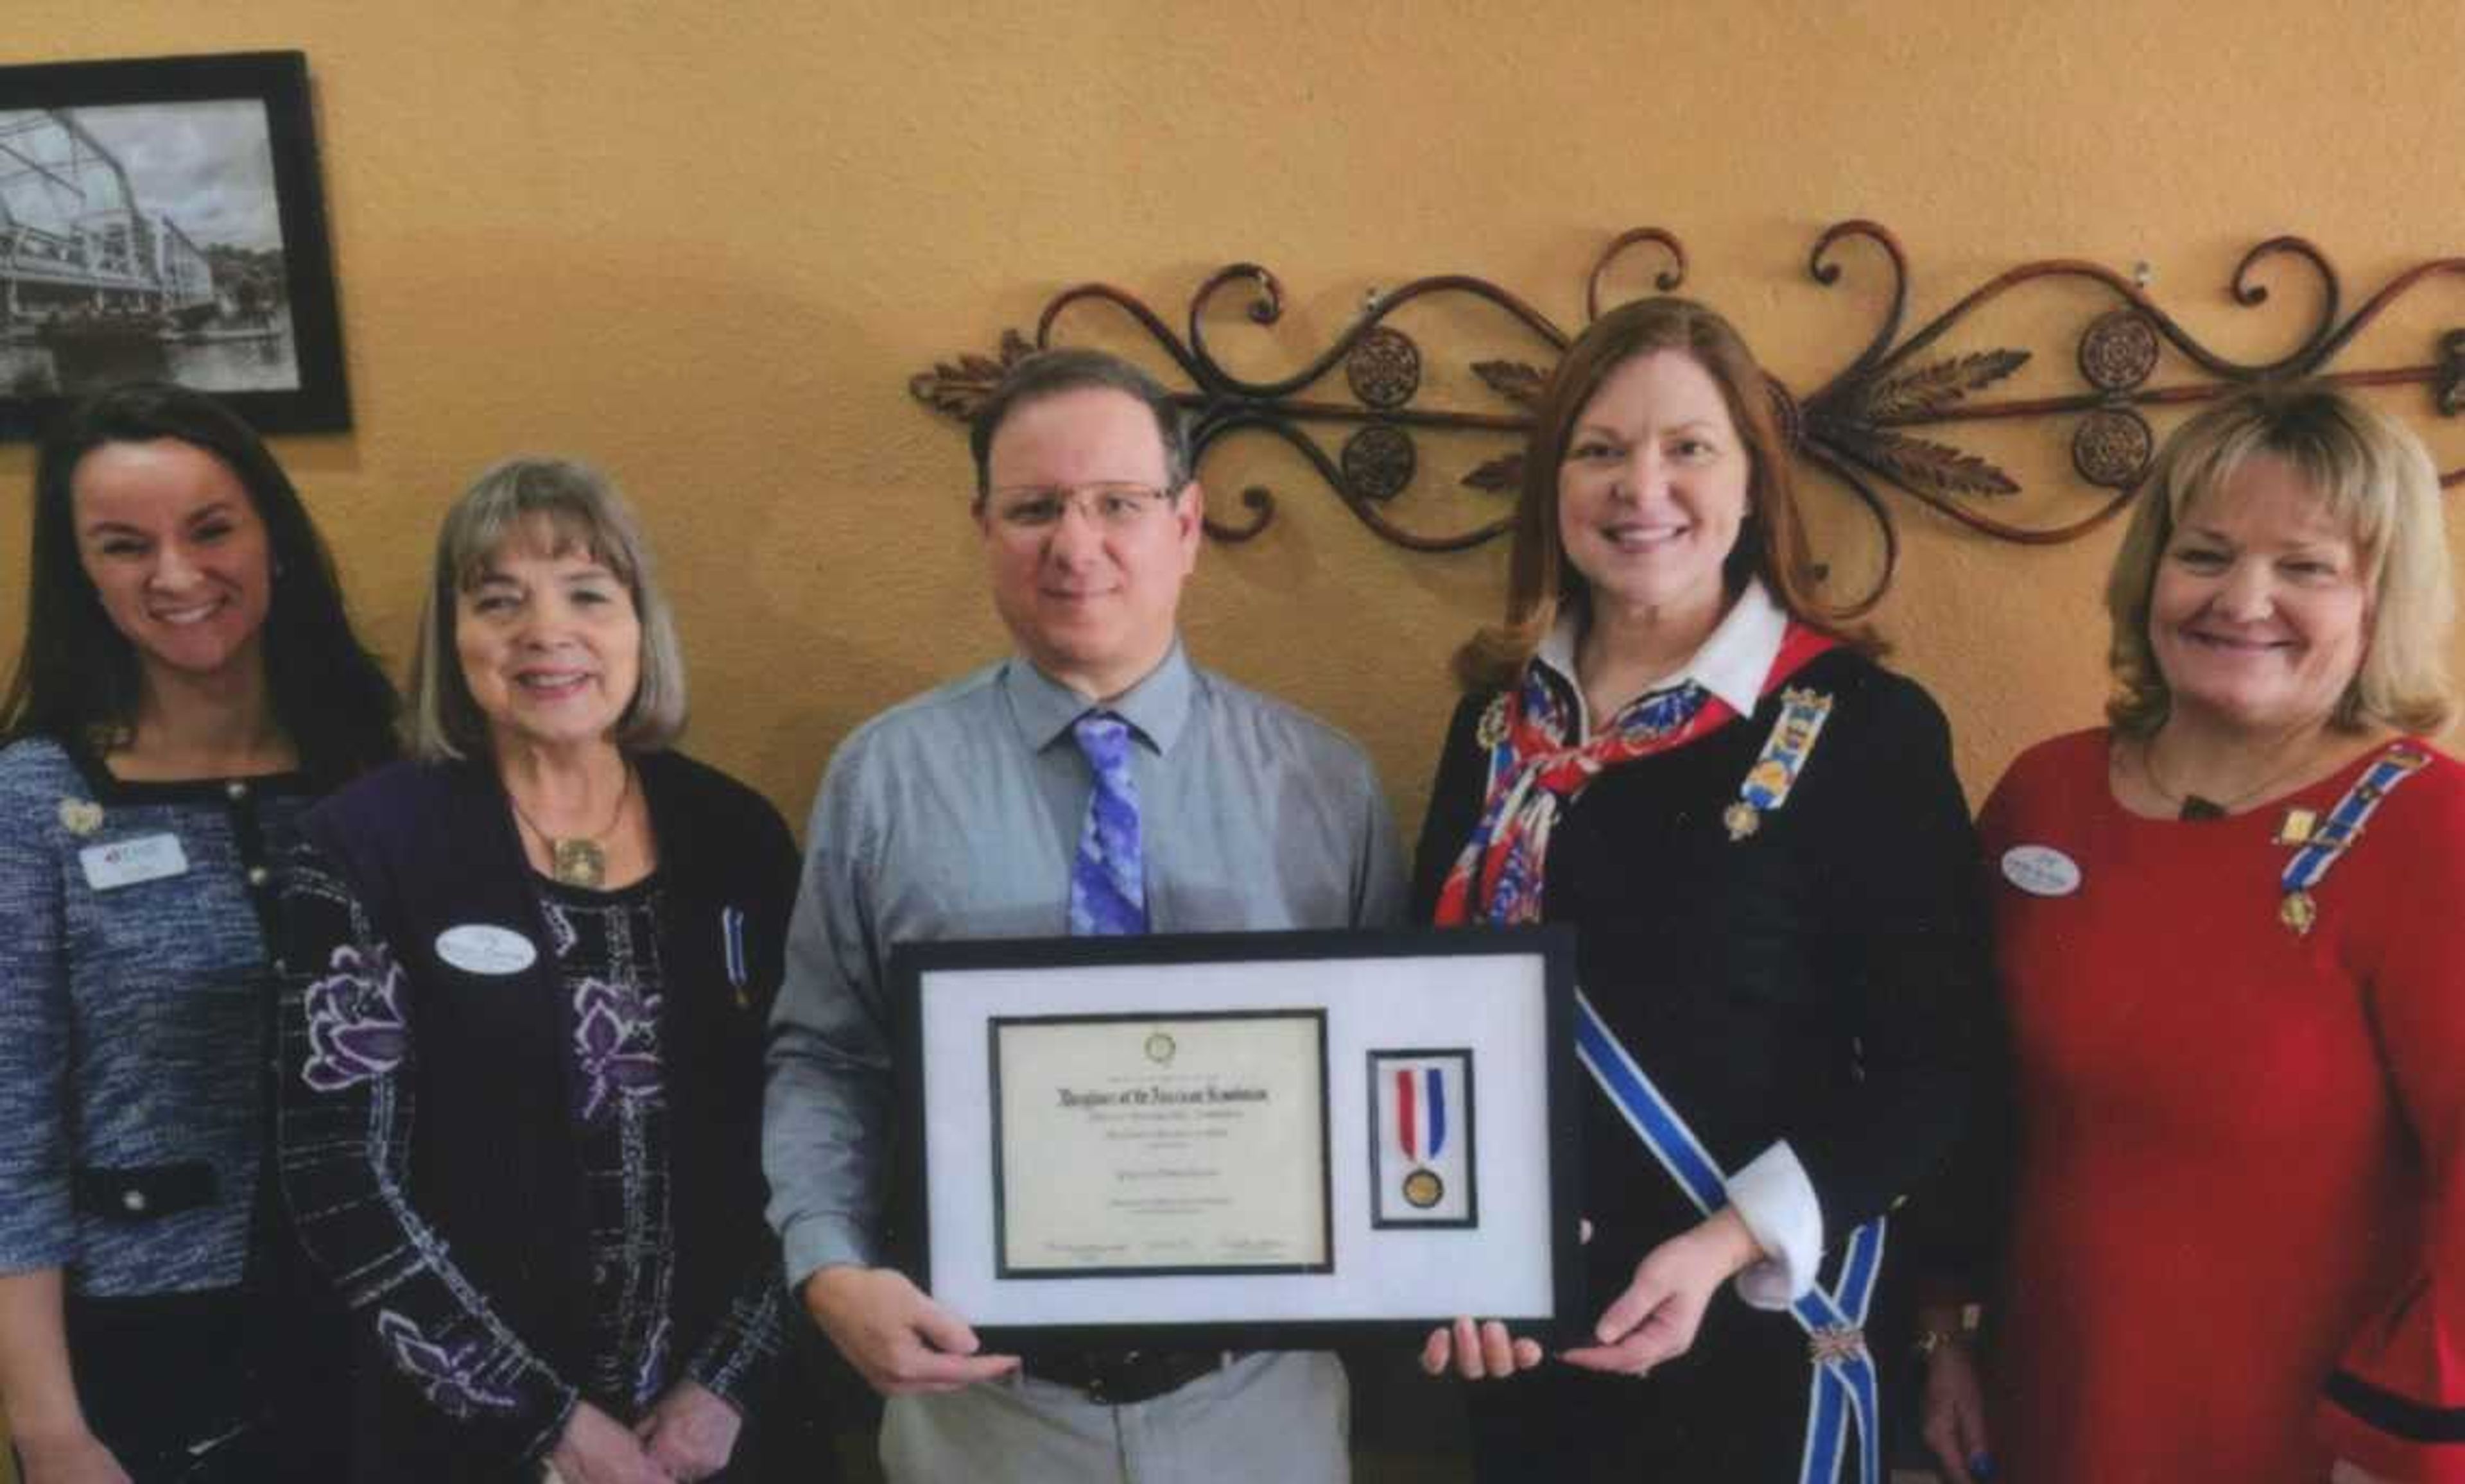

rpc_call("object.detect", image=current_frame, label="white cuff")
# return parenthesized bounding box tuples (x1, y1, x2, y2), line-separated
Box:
(1726, 1141, 1824, 1309)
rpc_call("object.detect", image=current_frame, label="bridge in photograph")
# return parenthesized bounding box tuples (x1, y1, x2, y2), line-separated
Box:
(0, 109, 216, 325)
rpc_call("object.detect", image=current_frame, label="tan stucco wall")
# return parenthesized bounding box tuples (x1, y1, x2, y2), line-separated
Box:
(6, 0, 2462, 840)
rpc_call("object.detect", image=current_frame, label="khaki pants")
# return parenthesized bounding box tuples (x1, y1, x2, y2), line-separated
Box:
(880, 1351, 1349, 1484)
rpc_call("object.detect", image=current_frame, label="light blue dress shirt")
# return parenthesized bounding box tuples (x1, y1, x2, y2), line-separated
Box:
(763, 643, 1406, 1284)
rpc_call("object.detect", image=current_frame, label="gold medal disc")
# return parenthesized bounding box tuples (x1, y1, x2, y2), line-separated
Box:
(2279, 890, 2317, 936)
(1723, 802, 1761, 841)
(1402, 1168, 1444, 1209)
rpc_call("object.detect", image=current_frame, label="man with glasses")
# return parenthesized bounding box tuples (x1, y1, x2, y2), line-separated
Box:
(764, 348, 1405, 1481)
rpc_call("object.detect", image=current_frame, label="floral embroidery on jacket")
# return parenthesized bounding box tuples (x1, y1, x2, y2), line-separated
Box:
(302, 942, 409, 1092)
(376, 1309, 521, 1416)
(573, 978, 662, 1124)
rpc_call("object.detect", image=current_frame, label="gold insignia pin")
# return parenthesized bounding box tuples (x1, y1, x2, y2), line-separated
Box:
(1475, 695, 1509, 749)
(2279, 890, 2318, 936)
(58, 798, 103, 836)
(1723, 801, 1761, 841)
(2274, 808, 2318, 846)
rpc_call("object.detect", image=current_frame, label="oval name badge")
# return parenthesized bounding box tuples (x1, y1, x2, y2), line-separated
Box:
(435, 924, 538, 976)
(2001, 843, 2082, 898)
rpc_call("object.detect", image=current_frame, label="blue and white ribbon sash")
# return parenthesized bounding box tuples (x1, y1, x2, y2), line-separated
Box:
(1575, 990, 1885, 1484)
(2277, 746, 2428, 936)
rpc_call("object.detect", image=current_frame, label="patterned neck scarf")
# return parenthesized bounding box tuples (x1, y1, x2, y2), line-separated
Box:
(1433, 622, 1837, 926)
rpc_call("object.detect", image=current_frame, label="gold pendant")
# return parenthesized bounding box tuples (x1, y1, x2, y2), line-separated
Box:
(2279, 889, 2317, 936)
(1723, 800, 1761, 841)
(2274, 808, 2318, 846)
(1402, 1167, 1445, 1209)
(551, 838, 607, 888)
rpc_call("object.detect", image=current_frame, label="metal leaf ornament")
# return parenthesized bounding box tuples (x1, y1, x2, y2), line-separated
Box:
(1852, 349, 2030, 420)
(905, 329, 1035, 421)
(1822, 426, 2021, 497)
(1473, 359, 1551, 409)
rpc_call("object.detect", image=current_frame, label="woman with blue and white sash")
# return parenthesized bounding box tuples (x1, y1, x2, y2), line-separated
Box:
(1412, 297, 1990, 1483)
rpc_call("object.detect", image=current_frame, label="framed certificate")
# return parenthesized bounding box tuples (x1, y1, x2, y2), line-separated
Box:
(892, 926, 1582, 1350)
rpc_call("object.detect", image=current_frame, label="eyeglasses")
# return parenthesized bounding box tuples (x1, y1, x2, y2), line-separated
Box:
(985, 483, 1177, 534)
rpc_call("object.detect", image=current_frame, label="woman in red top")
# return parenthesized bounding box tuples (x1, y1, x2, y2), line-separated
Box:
(1922, 384, 2465, 1484)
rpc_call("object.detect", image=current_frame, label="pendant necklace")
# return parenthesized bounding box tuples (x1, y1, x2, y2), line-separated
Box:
(508, 764, 633, 888)
(2138, 734, 2324, 823)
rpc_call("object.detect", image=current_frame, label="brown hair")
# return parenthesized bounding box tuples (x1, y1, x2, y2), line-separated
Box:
(408, 457, 688, 761)
(1453, 296, 1865, 691)
(968, 347, 1193, 505)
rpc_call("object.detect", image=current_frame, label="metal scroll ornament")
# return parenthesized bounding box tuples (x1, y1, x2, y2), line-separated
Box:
(908, 223, 2464, 612)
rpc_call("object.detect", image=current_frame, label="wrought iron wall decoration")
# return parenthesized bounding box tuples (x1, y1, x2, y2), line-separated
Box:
(908, 221, 2464, 612)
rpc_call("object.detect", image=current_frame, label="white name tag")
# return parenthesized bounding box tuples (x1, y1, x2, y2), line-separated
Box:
(80, 833, 190, 892)
(435, 924, 538, 976)
(2001, 843, 2082, 898)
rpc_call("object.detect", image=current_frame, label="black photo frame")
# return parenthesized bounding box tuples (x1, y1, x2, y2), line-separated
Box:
(890, 926, 1584, 1353)
(0, 51, 350, 439)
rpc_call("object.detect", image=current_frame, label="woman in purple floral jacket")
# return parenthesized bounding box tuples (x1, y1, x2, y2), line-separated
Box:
(275, 459, 803, 1484)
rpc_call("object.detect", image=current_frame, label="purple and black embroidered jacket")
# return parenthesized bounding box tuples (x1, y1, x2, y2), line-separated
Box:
(276, 751, 795, 1482)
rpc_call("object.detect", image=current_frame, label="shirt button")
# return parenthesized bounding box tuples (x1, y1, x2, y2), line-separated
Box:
(121, 1189, 148, 1214)
(247, 866, 270, 888)
(226, 780, 249, 801)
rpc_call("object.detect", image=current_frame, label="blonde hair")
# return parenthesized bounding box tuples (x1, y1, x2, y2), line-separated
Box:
(408, 457, 688, 761)
(2106, 383, 2455, 738)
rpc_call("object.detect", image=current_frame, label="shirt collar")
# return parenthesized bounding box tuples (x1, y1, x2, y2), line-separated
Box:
(1535, 580, 1786, 732)
(1002, 639, 1196, 755)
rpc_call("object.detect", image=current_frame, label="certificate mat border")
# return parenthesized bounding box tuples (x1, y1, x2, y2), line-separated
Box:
(988, 1008, 1335, 1279)
(891, 925, 1584, 1351)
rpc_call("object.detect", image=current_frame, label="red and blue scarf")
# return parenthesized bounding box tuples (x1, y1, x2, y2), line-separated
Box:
(1434, 622, 1837, 926)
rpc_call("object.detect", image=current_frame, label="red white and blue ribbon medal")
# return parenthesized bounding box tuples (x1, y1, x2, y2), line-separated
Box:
(1371, 1051, 1474, 1226)
(1724, 687, 1835, 841)
(1394, 1064, 1448, 1208)
(2276, 745, 2428, 936)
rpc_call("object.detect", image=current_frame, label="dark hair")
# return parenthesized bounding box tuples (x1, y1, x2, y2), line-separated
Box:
(0, 382, 399, 788)
(967, 348, 1195, 503)
(1453, 296, 1869, 691)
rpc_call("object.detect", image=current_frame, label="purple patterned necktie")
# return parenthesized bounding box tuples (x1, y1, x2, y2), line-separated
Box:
(1068, 712, 1148, 935)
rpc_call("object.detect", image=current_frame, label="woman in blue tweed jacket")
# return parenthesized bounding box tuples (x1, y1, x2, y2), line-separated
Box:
(0, 384, 398, 1483)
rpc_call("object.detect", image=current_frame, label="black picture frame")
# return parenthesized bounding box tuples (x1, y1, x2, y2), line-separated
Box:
(890, 925, 1584, 1353)
(0, 51, 350, 439)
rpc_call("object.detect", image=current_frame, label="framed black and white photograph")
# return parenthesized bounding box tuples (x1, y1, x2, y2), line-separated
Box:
(0, 51, 349, 439)
(892, 926, 1585, 1352)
